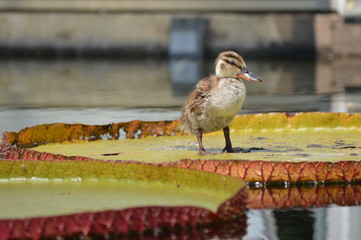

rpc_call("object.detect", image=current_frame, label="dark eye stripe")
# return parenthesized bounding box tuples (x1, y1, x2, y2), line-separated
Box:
(223, 59, 233, 65)
(223, 59, 241, 68)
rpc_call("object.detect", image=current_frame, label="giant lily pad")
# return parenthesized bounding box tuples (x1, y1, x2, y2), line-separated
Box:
(0, 160, 247, 239)
(1, 112, 360, 184)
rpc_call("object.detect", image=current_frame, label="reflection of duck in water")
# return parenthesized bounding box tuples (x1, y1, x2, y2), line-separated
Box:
(181, 51, 262, 155)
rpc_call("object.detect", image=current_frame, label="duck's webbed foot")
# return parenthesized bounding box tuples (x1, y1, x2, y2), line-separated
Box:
(222, 147, 250, 153)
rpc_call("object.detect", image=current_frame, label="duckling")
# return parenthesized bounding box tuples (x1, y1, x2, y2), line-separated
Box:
(181, 51, 262, 155)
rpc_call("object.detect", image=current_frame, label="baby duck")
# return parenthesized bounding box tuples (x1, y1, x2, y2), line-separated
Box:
(181, 51, 262, 155)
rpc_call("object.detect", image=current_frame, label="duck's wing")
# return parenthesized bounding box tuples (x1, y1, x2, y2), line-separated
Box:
(180, 89, 205, 133)
(180, 75, 219, 132)
(186, 75, 218, 115)
(196, 75, 217, 94)
(186, 91, 204, 115)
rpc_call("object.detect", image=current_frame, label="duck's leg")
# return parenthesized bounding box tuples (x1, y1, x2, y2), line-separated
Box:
(196, 128, 219, 155)
(195, 128, 207, 155)
(223, 126, 233, 152)
(223, 126, 250, 153)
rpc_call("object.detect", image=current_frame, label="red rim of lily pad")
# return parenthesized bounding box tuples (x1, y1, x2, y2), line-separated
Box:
(1, 112, 361, 184)
(0, 205, 247, 240)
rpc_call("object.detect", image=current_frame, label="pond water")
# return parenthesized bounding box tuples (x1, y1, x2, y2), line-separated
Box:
(0, 57, 361, 239)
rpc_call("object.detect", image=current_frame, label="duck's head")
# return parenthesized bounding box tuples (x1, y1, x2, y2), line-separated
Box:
(215, 51, 262, 83)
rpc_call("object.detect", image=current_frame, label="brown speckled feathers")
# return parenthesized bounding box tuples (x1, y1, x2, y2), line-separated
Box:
(181, 75, 219, 132)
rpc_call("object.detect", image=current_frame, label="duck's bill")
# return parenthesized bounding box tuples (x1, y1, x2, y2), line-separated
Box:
(237, 69, 262, 83)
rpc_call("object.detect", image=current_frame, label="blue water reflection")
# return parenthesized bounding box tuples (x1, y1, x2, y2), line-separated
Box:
(246, 206, 361, 240)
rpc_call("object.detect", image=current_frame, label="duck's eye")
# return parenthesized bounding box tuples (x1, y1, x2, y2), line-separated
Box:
(243, 68, 249, 73)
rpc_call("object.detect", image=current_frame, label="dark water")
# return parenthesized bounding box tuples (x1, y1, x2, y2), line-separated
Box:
(0, 58, 361, 239)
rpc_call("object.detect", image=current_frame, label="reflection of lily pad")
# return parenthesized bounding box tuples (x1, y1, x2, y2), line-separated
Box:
(0, 160, 247, 239)
(1, 112, 361, 184)
(248, 184, 361, 209)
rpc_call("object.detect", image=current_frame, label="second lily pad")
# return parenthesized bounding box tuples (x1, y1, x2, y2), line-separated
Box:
(0, 160, 246, 239)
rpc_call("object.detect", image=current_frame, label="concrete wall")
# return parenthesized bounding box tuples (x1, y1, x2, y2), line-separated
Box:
(0, 0, 336, 12)
(0, 12, 319, 58)
(0, 1, 359, 58)
(0, 13, 170, 56)
(315, 13, 361, 58)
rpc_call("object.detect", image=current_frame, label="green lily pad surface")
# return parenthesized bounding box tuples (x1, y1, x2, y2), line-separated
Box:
(0, 160, 244, 220)
(31, 131, 360, 163)
(1, 181, 224, 220)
